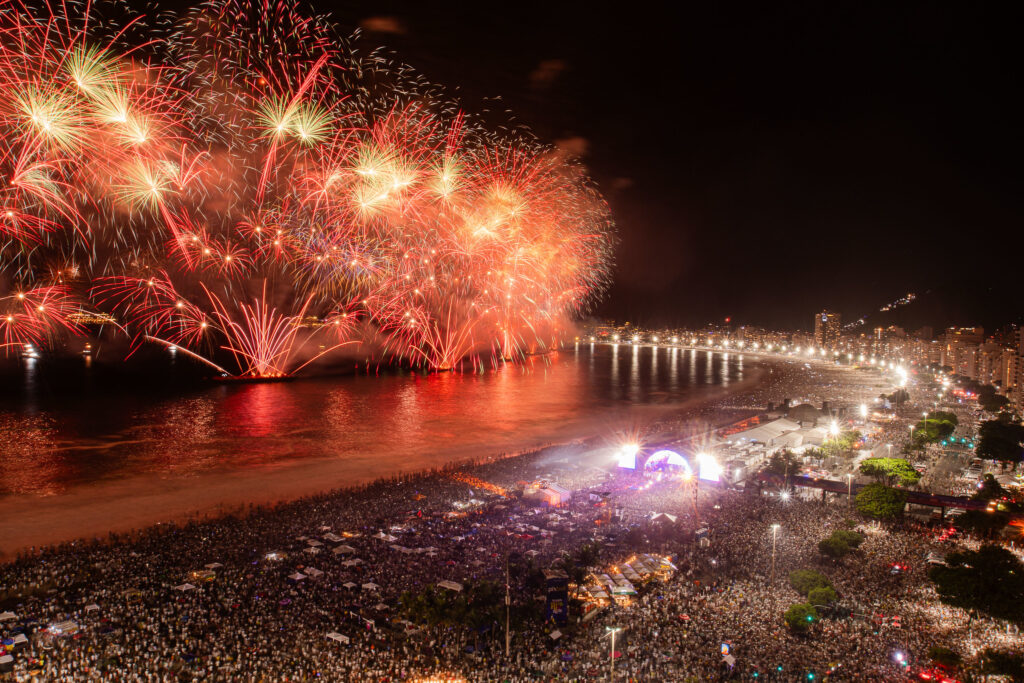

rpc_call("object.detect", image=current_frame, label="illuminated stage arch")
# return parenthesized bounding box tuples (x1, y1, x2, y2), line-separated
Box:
(644, 450, 693, 474)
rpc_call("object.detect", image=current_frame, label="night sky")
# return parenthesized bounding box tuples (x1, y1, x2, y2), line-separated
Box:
(333, 2, 1022, 330)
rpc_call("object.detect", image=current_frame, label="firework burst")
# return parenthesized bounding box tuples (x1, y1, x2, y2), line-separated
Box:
(1, 0, 615, 374)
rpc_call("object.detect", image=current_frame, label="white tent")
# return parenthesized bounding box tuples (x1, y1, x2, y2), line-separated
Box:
(0, 611, 16, 621)
(306, 567, 324, 578)
(323, 533, 343, 543)
(173, 583, 197, 592)
(437, 580, 464, 592)
(373, 532, 398, 542)
(288, 572, 307, 581)
(48, 620, 79, 635)
(333, 545, 357, 555)
(361, 582, 380, 591)
(307, 539, 323, 547)
(11, 634, 28, 647)
(343, 582, 357, 589)
(304, 547, 321, 555)
(326, 632, 350, 644)
(550, 629, 562, 640)
(373, 603, 390, 611)
(205, 562, 223, 569)
(85, 604, 100, 613)
(341, 559, 363, 567)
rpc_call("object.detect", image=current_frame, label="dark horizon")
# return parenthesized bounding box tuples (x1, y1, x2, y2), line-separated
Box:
(330, 0, 1024, 331)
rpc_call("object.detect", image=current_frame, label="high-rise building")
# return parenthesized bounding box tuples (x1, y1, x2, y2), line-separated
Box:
(941, 327, 984, 374)
(814, 311, 841, 347)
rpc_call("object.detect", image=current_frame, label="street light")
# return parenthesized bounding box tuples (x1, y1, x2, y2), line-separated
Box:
(846, 473, 853, 507)
(860, 404, 868, 420)
(605, 626, 623, 682)
(770, 524, 780, 584)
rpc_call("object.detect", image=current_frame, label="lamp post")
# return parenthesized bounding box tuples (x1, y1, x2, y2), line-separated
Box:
(505, 554, 511, 658)
(605, 626, 622, 682)
(770, 524, 780, 584)
(846, 473, 853, 507)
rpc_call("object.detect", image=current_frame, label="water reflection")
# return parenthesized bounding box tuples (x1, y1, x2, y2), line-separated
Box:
(0, 346, 746, 496)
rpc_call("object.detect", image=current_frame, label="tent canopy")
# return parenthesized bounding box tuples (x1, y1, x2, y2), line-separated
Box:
(437, 580, 464, 592)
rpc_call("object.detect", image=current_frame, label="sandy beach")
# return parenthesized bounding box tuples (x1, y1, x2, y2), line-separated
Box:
(0, 357, 767, 557)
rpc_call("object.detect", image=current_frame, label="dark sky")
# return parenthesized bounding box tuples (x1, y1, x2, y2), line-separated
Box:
(331, 1, 1023, 330)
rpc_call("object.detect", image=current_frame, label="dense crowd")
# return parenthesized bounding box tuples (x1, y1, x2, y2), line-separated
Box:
(2, 434, 1020, 682)
(3, 359, 1019, 681)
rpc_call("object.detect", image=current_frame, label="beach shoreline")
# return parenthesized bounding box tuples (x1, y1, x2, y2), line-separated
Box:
(0, 358, 768, 559)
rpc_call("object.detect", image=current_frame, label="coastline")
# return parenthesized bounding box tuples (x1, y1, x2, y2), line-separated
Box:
(0, 354, 769, 559)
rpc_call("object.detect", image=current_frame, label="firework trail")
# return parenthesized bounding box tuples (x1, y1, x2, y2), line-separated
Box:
(1, 283, 84, 352)
(1, 0, 615, 374)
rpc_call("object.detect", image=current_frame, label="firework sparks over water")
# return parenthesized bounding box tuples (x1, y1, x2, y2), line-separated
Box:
(1, 0, 615, 376)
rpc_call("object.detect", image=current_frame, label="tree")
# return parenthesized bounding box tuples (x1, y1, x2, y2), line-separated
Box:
(808, 586, 839, 606)
(913, 418, 956, 444)
(784, 603, 818, 632)
(823, 430, 862, 458)
(926, 646, 961, 669)
(818, 536, 850, 560)
(979, 393, 1010, 413)
(830, 529, 864, 548)
(973, 474, 1010, 501)
(789, 569, 831, 596)
(976, 418, 1024, 466)
(858, 458, 921, 486)
(884, 389, 910, 407)
(928, 545, 1024, 623)
(954, 509, 1009, 536)
(817, 528, 864, 561)
(979, 649, 1024, 680)
(855, 483, 907, 520)
(763, 450, 801, 477)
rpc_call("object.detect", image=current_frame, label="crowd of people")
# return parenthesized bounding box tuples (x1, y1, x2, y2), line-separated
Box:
(2, 432, 1020, 682)
(3, 358, 1020, 681)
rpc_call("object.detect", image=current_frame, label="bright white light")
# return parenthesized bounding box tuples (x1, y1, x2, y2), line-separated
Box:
(696, 452, 721, 482)
(829, 421, 839, 436)
(860, 404, 868, 418)
(617, 444, 640, 469)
